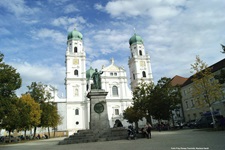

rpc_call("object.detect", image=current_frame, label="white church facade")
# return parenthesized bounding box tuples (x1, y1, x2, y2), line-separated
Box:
(53, 29, 153, 135)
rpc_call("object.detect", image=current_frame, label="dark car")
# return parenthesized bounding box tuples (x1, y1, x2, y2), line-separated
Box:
(194, 115, 224, 128)
(210, 116, 225, 128)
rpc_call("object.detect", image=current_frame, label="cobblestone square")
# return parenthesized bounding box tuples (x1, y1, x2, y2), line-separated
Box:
(1, 129, 224, 150)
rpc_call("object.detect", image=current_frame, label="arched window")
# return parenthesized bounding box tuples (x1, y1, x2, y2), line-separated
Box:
(142, 71, 146, 77)
(112, 86, 118, 96)
(74, 47, 77, 53)
(75, 109, 79, 115)
(74, 69, 78, 76)
(139, 50, 142, 56)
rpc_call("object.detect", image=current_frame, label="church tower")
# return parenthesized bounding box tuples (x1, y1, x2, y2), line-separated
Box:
(65, 29, 87, 131)
(128, 33, 153, 92)
(66, 28, 86, 101)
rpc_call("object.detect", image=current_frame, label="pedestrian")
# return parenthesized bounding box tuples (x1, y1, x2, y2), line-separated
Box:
(145, 123, 152, 139)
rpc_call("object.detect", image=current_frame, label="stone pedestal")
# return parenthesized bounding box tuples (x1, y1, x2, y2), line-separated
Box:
(58, 89, 128, 145)
(87, 89, 110, 130)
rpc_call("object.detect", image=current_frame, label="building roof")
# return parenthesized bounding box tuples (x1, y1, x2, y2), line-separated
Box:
(86, 67, 95, 80)
(170, 75, 188, 86)
(102, 58, 125, 72)
(67, 29, 83, 41)
(129, 33, 143, 46)
(182, 58, 225, 87)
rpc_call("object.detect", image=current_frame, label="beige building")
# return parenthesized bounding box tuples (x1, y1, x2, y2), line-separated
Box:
(181, 58, 225, 122)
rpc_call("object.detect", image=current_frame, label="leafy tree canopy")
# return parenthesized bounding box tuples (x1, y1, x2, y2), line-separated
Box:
(191, 56, 223, 108)
(0, 52, 22, 97)
(26, 82, 52, 103)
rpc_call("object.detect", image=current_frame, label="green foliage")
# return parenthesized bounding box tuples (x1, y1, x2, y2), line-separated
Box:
(26, 82, 53, 137)
(40, 102, 62, 137)
(123, 106, 142, 124)
(0, 97, 21, 133)
(151, 77, 181, 120)
(18, 94, 42, 131)
(40, 102, 61, 128)
(0, 52, 21, 97)
(191, 56, 223, 108)
(26, 82, 52, 103)
(125, 78, 182, 123)
(0, 52, 22, 128)
(132, 82, 154, 115)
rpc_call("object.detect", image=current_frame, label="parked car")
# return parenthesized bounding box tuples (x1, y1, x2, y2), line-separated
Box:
(210, 116, 225, 128)
(194, 115, 224, 128)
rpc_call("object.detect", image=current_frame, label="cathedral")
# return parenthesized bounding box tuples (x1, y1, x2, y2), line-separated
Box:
(54, 29, 153, 135)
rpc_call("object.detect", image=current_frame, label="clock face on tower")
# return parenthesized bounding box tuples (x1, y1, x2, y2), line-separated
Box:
(140, 61, 146, 67)
(73, 59, 79, 65)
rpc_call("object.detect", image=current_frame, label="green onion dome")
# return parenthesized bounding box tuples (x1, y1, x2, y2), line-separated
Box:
(129, 33, 143, 46)
(86, 67, 95, 80)
(67, 29, 83, 40)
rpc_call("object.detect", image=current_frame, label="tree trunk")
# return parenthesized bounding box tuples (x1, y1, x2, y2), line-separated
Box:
(24, 130, 27, 140)
(33, 126, 37, 139)
(210, 106, 216, 128)
(48, 127, 50, 138)
(134, 121, 139, 132)
(54, 127, 56, 137)
(8, 131, 11, 143)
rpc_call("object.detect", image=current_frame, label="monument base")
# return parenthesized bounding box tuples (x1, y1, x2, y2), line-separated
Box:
(58, 128, 127, 145)
(58, 89, 127, 145)
(87, 89, 110, 130)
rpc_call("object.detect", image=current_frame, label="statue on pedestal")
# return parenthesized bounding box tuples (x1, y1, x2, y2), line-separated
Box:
(92, 69, 103, 89)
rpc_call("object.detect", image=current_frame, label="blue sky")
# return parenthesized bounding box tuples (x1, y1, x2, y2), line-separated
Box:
(0, 0, 225, 96)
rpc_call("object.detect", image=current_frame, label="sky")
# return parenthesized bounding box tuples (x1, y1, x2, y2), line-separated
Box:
(0, 0, 225, 97)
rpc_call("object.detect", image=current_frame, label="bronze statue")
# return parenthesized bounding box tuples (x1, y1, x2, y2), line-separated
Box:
(92, 69, 103, 89)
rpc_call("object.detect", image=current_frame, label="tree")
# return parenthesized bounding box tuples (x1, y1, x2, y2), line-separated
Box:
(40, 102, 61, 138)
(26, 82, 51, 137)
(123, 106, 142, 131)
(191, 56, 223, 128)
(18, 94, 42, 138)
(150, 77, 182, 123)
(0, 53, 21, 98)
(0, 52, 22, 121)
(0, 97, 21, 141)
(132, 82, 154, 124)
(26, 82, 49, 103)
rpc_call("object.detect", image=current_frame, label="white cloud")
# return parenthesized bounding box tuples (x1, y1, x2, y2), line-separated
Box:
(102, 0, 184, 20)
(0, 0, 39, 17)
(94, 3, 104, 11)
(9, 61, 65, 96)
(31, 28, 66, 44)
(64, 4, 79, 13)
(87, 59, 110, 71)
(51, 16, 87, 31)
(90, 29, 130, 54)
(48, 0, 69, 5)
